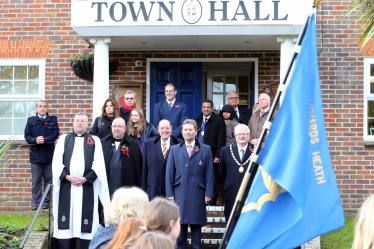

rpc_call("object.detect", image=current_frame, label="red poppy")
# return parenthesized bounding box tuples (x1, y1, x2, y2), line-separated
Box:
(44, 122, 48, 125)
(174, 105, 179, 108)
(230, 125, 234, 130)
(195, 147, 199, 152)
(121, 145, 130, 157)
(87, 137, 94, 146)
(249, 147, 253, 152)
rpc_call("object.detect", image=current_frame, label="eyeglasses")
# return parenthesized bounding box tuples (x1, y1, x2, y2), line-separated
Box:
(228, 97, 239, 100)
(235, 133, 249, 137)
(125, 98, 134, 100)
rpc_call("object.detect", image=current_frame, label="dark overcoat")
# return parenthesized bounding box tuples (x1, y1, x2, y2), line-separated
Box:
(195, 112, 226, 159)
(153, 100, 188, 139)
(142, 135, 182, 200)
(24, 113, 60, 163)
(166, 142, 214, 225)
(91, 116, 115, 139)
(218, 143, 255, 217)
(101, 133, 142, 189)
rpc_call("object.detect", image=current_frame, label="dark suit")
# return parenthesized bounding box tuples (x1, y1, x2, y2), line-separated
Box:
(218, 143, 256, 240)
(195, 112, 226, 204)
(235, 105, 251, 125)
(166, 142, 214, 249)
(101, 133, 142, 196)
(142, 135, 182, 200)
(153, 100, 188, 139)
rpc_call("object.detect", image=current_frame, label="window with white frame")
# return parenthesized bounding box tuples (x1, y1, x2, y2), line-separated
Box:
(0, 59, 45, 139)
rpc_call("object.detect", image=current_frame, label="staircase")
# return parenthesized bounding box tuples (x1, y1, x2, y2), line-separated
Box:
(188, 206, 226, 249)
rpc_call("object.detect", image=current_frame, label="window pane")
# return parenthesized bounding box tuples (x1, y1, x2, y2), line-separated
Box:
(368, 100, 374, 118)
(0, 81, 13, 94)
(239, 95, 249, 106)
(14, 118, 26, 135)
(226, 76, 236, 85)
(226, 83, 236, 92)
(213, 94, 224, 111)
(213, 75, 224, 93)
(0, 119, 12, 135)
(0, 101, 37, 135)
(29, 80, 39, 94)
(14, 102, 27, 118)
(238, 76, 249, 92)
(14, 66, 27, 80)
(14, 80, 27, 94)
(0, 66, 13, 80)
(28, 66, 39, 80)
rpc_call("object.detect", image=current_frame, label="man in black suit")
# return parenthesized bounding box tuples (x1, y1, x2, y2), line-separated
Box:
(227, 90, 251, 125)
(218, 124, 255, 240)
(195, 99, 226, 205)
(101, 117, 142, 197)
(142, 119, 182, 200)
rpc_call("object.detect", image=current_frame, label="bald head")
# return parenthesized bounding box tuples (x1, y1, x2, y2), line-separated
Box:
(158, 119, 172, 142)
(112, 117, 126, 139)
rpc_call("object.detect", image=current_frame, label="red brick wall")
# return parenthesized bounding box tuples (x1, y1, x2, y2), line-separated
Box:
(316, 1, 371, 215)
(0, 0, 372, 215)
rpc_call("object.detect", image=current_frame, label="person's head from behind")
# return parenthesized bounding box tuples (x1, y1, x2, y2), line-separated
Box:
(143, 197, 180, 241)
(134, 232, 174, 249)
(105, 218, 144, 249)
(105, 187, 149, 227)
(352, 194, 374, 249)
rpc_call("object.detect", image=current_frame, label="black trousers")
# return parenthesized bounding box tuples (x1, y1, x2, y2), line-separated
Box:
(177, 224, 202, 249)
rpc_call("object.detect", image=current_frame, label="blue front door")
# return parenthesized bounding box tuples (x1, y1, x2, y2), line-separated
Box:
(150, 62, 203, 124)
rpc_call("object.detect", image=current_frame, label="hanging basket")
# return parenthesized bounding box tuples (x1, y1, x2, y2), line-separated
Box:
(70, 60, 117, 82)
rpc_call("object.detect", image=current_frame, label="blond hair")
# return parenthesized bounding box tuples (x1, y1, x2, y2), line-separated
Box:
(134, 232, 174, 249)
(352, 194, 374, 249)
(127, 108, 146, 138)
(143, 197, 179, 234)
(105, 218, 144, 249)
(104, 187, 149, 227)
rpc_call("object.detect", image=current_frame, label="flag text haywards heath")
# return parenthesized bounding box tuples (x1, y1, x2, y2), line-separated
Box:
(309, 100, 326, 185)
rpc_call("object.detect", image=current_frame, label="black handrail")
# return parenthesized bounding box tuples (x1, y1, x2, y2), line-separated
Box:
(19, 184, 53, 249)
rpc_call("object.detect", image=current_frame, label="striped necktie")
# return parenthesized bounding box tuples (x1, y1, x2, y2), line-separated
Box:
(168, 103, 173, 109)
(162, 142, 167, 158)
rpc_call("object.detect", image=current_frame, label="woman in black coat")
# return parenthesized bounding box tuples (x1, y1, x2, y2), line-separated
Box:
(91, 98, 120, 138)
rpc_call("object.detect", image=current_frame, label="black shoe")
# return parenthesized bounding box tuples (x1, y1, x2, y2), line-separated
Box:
(42, 205, 49, 209)
(32, 206, 37, 210)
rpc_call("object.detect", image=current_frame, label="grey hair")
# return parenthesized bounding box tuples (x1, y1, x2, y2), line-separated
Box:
(226, 90, 239, 100)
(182, 119, 197, 131)
(125, 90, 137, 99)
(75, 111, 88, 121)
(234, 124, 250, 135)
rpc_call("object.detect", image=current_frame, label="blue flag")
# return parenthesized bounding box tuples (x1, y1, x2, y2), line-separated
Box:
(227, 13, 344, 249)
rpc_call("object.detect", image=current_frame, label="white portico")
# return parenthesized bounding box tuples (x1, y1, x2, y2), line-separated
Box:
(71, 0, 314, 118)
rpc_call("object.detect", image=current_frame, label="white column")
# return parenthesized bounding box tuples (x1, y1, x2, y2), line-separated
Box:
(277, 36, 297, 104)
(89, 37, 111, 119)
(277, 36, 298, 84)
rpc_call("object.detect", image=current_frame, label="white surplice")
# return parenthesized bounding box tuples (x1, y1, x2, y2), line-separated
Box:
(52, 134, 110, 240)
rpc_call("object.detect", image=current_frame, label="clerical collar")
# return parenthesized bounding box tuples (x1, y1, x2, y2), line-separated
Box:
(74, 133, 84, 137)
(113, 136, 123, 142)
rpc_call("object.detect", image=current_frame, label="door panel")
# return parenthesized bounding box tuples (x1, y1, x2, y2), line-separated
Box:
(150, 62, 203, 124)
